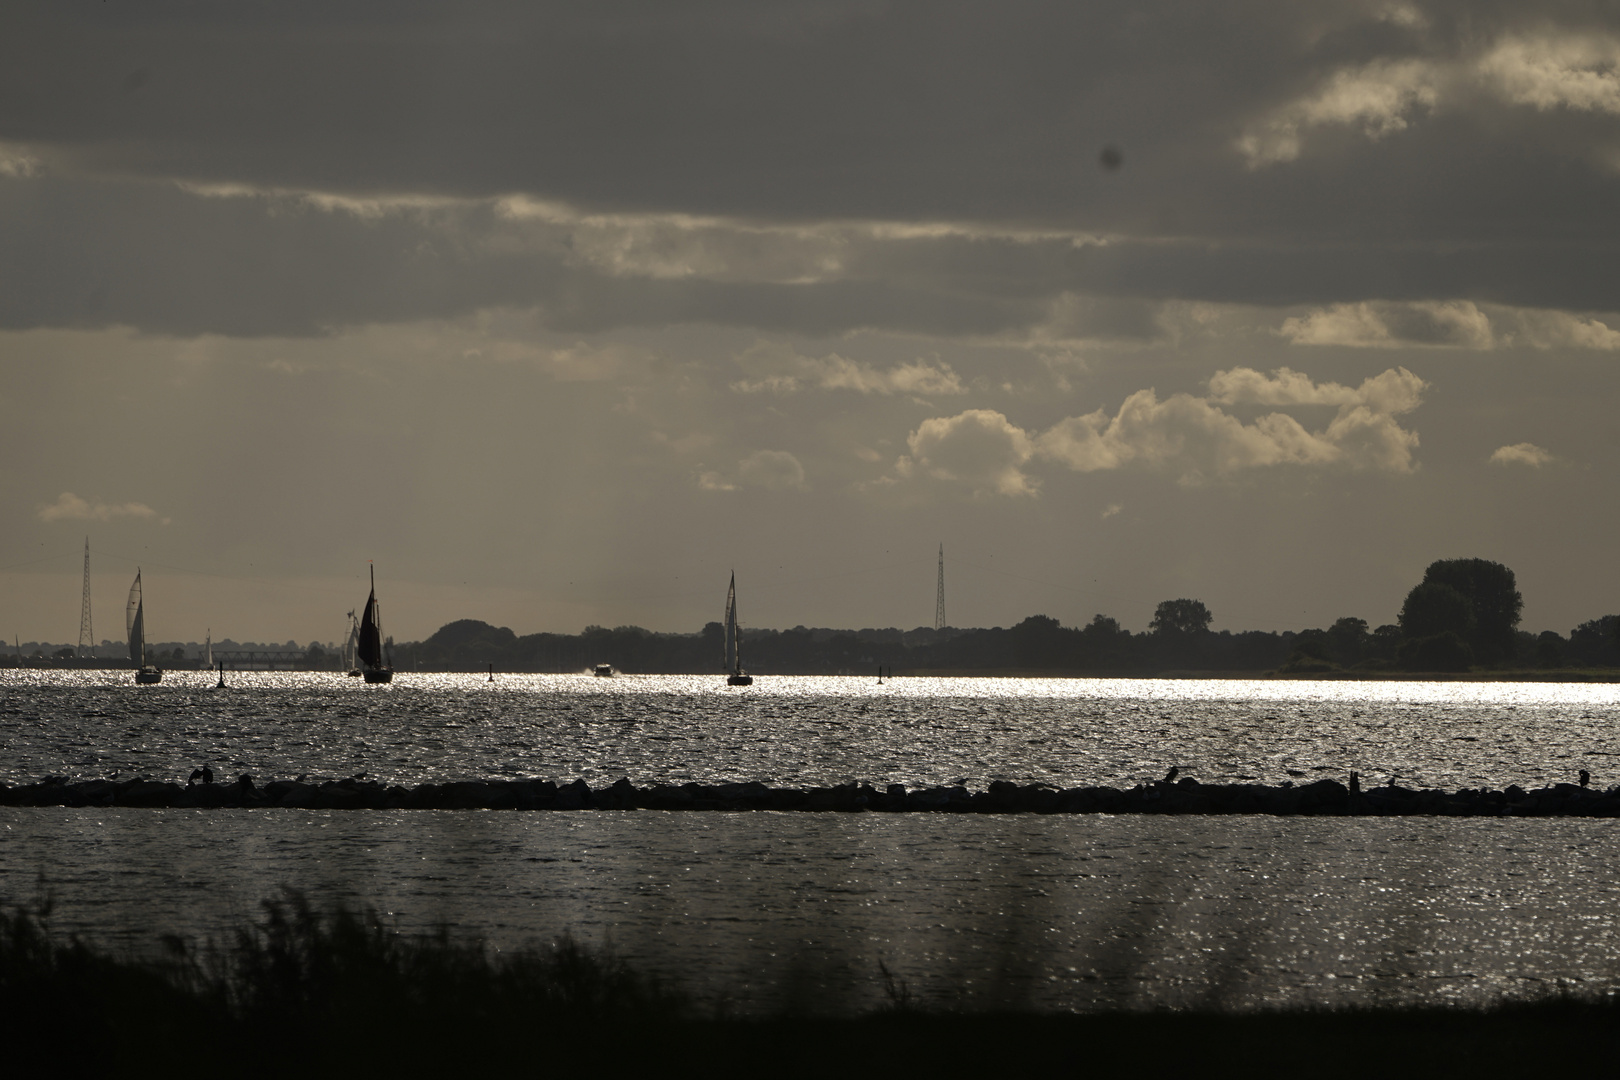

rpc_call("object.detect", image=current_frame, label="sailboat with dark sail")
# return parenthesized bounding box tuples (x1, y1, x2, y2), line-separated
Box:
(358, 565, 393, 683)
(723, 572, 752, 686)
(128, 570, 162, 684)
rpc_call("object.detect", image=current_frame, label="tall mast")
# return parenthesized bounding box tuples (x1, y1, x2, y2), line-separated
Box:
(78, 537, 94, 657)
(934, 543, 946, 630)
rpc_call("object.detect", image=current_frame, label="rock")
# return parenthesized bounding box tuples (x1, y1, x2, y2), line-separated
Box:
(766, 787, 809, 810)
(115, 780, 184, 807)
(554, 779, 591, 810)
(639, 785, 692, 810)
(514, 779, 558, 809)
(270, 781, 320, 808)
(712, 781, 769, 808)
(875, 784, 909, 811)
(312, 783, 371, 810)
(595, 777, 639, 810)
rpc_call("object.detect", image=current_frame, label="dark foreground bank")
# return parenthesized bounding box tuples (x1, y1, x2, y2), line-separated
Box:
(4, 772, 1619, 815)
(2, 894, 1616, 1073)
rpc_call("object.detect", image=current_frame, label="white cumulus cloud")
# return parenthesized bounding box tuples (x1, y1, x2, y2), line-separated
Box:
(1479, 34, 1620, 115)
(1238, 30, 1620, 168)
(736, 449, 807, 490)
(1489, 442, 1557, 468)
(696, 471, 737, 492)
(38, 492, 161, 523)
(1279, 301, 1493, 349)
(1238, 59, 1441, 167)
(900, 367, 1427, 493)
(897, 410, 1038, 497)
(1281, 302, 1620, 351)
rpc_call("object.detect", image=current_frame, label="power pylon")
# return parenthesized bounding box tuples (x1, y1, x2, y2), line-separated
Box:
(934, 543, 946, 630)
(77, 537, 93, 656)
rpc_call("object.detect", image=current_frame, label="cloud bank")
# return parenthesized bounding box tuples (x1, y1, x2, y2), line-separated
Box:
(900, 367, 1427, 492)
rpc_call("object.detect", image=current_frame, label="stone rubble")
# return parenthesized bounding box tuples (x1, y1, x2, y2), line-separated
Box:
(1, 774, 1617, 816)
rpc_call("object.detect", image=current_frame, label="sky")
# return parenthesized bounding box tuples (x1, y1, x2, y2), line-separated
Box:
(3, 1, 1620, 645)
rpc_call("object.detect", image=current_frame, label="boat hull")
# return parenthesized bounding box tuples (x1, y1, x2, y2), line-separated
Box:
(363, 669, 394, 684)
(727, 674, 753, 686)
(135, 667, 162, 685)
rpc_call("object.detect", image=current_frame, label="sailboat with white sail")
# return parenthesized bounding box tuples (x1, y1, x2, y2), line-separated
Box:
(357, 565, 393, 683)
(343, 609, 362, 676)
(128, 570, 162, 684)
(723, 572, 752, 686)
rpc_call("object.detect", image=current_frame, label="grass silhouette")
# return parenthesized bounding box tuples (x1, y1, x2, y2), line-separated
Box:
(3, 892, 1617, 1071)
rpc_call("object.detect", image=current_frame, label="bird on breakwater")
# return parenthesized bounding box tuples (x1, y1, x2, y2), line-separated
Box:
(1162, 766, 1179, 785)
(1580, 769, 1590, 788)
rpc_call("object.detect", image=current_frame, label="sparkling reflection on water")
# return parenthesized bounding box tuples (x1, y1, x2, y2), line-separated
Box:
(3, 671, 1618, 790)
(3, 672, 1618, 1013)
(2, 810, 1617, 1014)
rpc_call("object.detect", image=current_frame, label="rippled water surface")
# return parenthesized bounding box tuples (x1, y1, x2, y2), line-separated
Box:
(2, 810, 1617, 1013)
(3, 671, 1618, 789)
(3, 672, 1618, 1013)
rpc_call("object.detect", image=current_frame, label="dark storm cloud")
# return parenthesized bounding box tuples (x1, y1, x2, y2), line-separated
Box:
(0, 176, 1049, 337)
(5, 1, 1620, 331)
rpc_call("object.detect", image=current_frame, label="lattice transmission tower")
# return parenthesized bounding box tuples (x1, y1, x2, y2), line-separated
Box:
(77, 537, 94, 656)
(934, 543, 946, 630)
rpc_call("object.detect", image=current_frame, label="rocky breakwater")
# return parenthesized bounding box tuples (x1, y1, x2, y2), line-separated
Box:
(2, 774, 1619, 816)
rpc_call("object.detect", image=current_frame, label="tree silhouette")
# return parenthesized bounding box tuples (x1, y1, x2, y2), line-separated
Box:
(1150, 599, 1212, 636)
(1402, 559, 1522, 666)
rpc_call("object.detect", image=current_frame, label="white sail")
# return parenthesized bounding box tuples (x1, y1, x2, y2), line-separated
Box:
(723, 572, 739, 674)
(126, 571, 144, 667)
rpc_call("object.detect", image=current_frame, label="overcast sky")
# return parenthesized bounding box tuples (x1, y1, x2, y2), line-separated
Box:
(4, 1, 1619, 645)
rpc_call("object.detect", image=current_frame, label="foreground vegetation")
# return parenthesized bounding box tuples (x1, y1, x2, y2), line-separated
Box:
(3, 894, 1615, 1072)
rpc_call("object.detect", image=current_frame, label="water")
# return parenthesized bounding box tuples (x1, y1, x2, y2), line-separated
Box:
(3, 671, 1617, 790)
(2, 672, 1618, 1013)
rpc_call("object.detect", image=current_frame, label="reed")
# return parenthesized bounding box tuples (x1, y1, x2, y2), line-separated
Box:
(2, 894, 1616, 1071)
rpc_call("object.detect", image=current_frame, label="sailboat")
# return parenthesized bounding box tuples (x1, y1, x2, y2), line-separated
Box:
(128, 570, 162, 684)
(343, 610, 362, 676)
(357, 565, 393, 684)
(723, 572, 752, 686)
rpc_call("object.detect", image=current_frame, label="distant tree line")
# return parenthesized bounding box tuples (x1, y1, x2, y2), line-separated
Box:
(389, 558, 1620, 676)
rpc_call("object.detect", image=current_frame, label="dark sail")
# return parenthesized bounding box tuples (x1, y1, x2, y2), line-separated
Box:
(724, 573, 739, 674)
(358, 588, 383, 670)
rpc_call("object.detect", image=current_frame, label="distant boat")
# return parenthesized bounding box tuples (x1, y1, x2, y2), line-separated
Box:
(127, 570, 162, 684)
(343, 609, 362, 676)
(594, 664, 615, 677)
(723, 572, 752, 686)
(357, 566, 393, 684)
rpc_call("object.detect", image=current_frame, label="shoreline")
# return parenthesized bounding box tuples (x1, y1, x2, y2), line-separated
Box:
(4, 774, 1616, 816)
(7, 665, 1620, 681)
